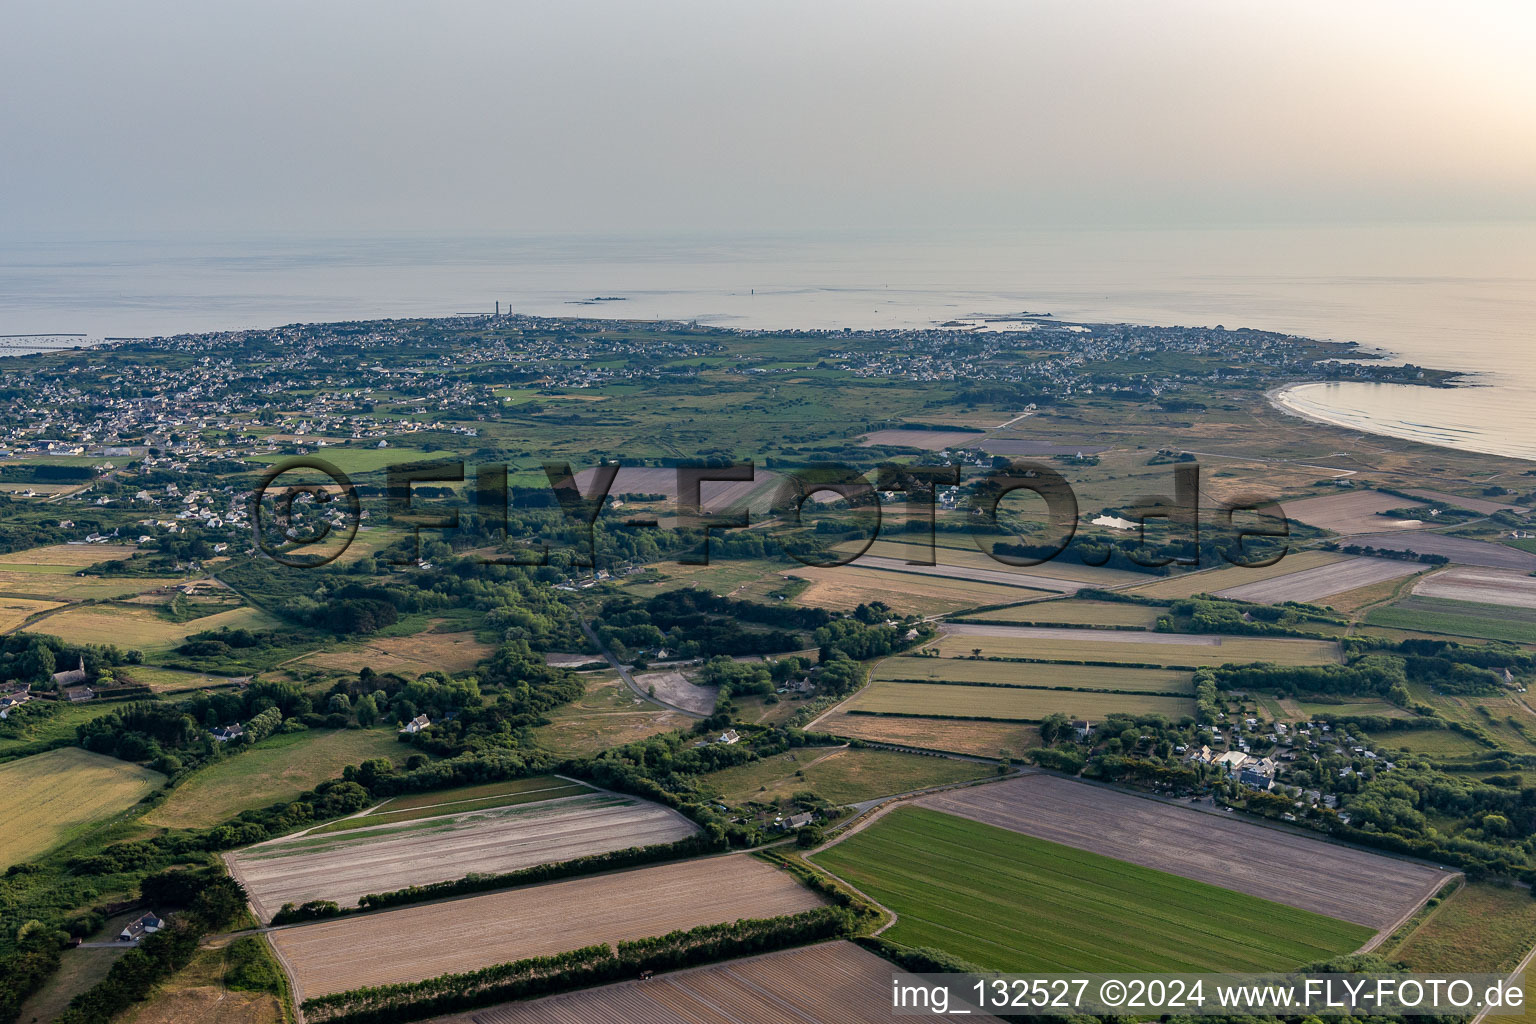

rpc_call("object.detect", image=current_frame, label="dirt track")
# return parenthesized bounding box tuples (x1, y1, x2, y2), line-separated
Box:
(917, 774, 1447, 930)
(270, 855, 826, 1000)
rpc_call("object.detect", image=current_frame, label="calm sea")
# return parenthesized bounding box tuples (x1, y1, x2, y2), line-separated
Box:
(1, 224, 1531, 460)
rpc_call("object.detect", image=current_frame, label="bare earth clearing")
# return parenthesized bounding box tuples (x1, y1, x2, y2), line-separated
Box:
(228, 792, 697, 921)
(460, 941, 1000, 1024)
(1214, 556, 1421, 604)
(1414, 566, 1536, 610)
(270, 856, 825, 1000)
(1281, 490, 1429, 534)
(918, 774, 1445, 930)
(630, 669, 719, 714)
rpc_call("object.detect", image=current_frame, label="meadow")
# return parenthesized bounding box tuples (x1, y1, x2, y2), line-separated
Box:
(874, 657, 1191, 692)
(530, 672, 686, 756)
(144, 727, 409, 829)
(0, 544, 137, 573)
(0, 699, 120, 755)
(698, 746, 993, 805)
(846, 680, 1194, 722)
(0, 747, 164, 867)
(811, 807, 1372, 971)
(1386, 882, 1536, 973)
(811, 711, 1039, 760)
(296, 625, 495, 677)
(1363, 727, 1492, 758)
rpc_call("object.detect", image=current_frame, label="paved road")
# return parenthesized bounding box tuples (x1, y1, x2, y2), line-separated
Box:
(579, 619, 706, 719)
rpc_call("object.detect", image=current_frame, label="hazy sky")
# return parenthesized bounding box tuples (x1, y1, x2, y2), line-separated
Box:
(3, 0, 1534, 236)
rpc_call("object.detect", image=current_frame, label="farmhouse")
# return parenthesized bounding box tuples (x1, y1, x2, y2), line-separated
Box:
(210, 723, 244, 742)
(717, 729, 741, 745)
(399, 714, 430, 735)
(119, 912, 164, 942)
(52, 656, 88, 687)
(63, 685, 96, 703)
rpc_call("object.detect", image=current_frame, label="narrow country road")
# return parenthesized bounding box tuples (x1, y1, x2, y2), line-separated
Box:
(579, 619, 706, 719)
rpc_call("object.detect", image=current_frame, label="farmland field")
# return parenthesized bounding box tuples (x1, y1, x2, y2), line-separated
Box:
(1213, 556, 1421, 605)
(812, 711, 1039, 759)
(469, 941, 997, 1024)
(531, 672, 687, 756)
(1366, 596, 1536, 644)
(785, 564, 1033, 616)
(967, 599, 1163, 628)
(1279, 490, 1430, 534)
(229, 790, 699, 921)
(1408, 685, 1536, 754)
(0, 543, 137, 573)
(268, 855, 825, 999)
(1340, 533, 1536, 571)
(297, 625, 495, 676)
(1386, 882, 1536, 973)
(846, 540, 1146, 585)
(31, 602, 278, 655)
(1414, 566, 1536, 610)
(846, 680, 1194, 722)
(917, 774, 1443, 929)
(630, 669, 719, 714)
(310, 776, 592, 833)
(874, 656, 1191, 692)
(0, 747, 164, 867)
(143, 727, 409, 829)
(0, 700, 120, 755)
(1120, 550, 1346, 600)
(937, 624, 1341, 668)
(0, 596, 64, 632)
(812, 807, 1371, 971)
(699, 746, 993, 805)
(0, 571, 186, 602)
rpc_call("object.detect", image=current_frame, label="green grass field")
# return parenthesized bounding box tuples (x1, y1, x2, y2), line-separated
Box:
(847, 680, 1195, 723)
(0, 700, 121, 755)
(309, 777, 593, 834)
(246, 447, 465, 475)
(967, 600, 1164, 629)
(1364, 727, 1491, 758)
(143, 727, 409, 829)
(811, 807, 1371, 971)
(0, 748, 164, 867)
(935, 632, 1341, 668)
(874, 657, 1191, 693)
(1366, 596, 1536, 644)
(1386, 882, 1536, 973)
(699, 746, 993, 806)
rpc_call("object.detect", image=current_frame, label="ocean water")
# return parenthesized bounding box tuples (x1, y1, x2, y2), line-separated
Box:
(0, 223, 1531, 460)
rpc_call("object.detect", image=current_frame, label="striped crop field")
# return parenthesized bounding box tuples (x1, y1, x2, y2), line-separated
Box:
(846, 680, 1194, 722)
(811, 807, 1373, 972)
(873, 657, 1192, 693)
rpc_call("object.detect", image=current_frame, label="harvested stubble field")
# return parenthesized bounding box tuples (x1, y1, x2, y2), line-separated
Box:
(937, 624, 1341, 668)
(1120, 549, 1346, 600)
(32, 603, 277, 654)
(813, 807, 1371, 972)
(0, 596, 63, 632)
(847, 540, 1145, 585)
(786, 564, 1031, 616)
(0, 543, 137, 572)
(875, 656, 1191, 692)
(1414, 566, 1536, 610)
(848, 680, 1193, 722)
(967, 599, 1163, 628)
(1213, 556, 1421, 605)
(1279, 490, 1430, 534)
(917, 774, 1444, 930)
(298, 626, 495, 676)
(812, 710, 1039, 759)
(269, 855, 826, 1000)
(229, 791, 698, 921)
(0, 571, 185, 602)
(463, 940, 993, 1024)
(0, 748, 164, 868)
